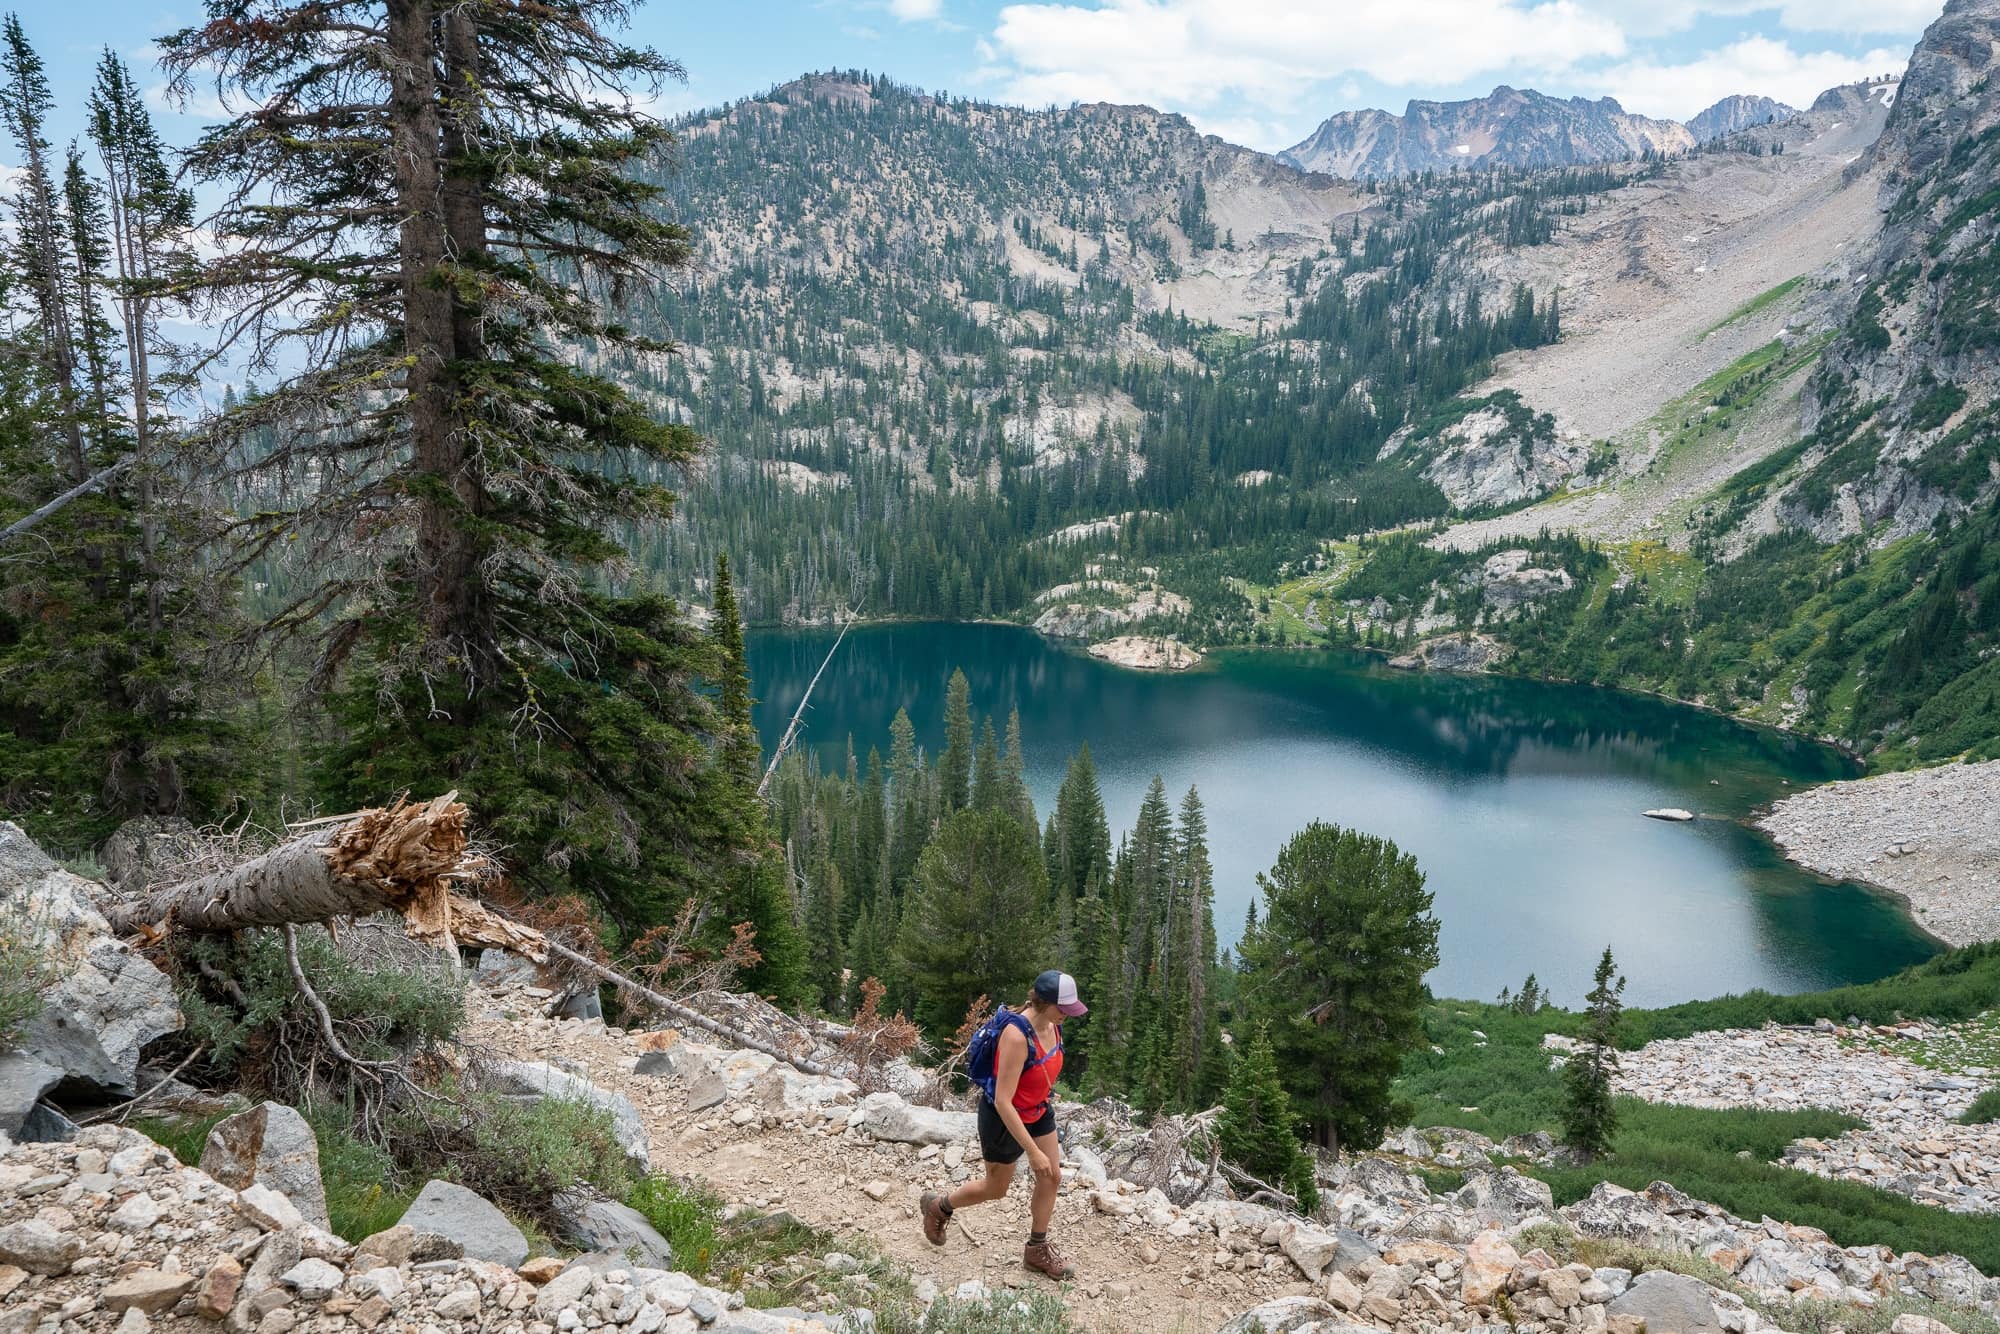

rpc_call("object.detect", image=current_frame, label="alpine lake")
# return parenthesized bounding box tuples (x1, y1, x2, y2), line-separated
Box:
(748, 621, 1937, 1008)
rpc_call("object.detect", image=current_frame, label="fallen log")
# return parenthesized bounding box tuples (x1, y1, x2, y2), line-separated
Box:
(104, 793, 535, 957)
(107, 793, 835, 1079)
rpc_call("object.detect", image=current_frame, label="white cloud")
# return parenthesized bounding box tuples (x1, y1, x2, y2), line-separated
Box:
(1561, 0, 1934, 38)
(986, 0, 1629, 117)
(890, 0, 944, 18)
(1575, 35, 1909, 120)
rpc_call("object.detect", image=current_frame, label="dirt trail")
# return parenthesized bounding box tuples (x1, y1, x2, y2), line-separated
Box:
(470, 1005, 1311, 1334)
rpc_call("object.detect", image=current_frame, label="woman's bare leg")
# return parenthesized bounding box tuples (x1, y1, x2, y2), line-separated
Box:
(948, 1159, 1016, 1210)
(1027, 1132, 1061, 1233)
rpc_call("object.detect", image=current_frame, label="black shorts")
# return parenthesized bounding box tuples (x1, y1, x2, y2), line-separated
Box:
(977, 1096, 1056, 1165)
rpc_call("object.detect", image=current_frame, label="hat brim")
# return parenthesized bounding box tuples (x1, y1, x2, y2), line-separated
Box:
(1058, 1000, 1088, 1016)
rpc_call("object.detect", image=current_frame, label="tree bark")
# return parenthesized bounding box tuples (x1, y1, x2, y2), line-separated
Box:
(103, 793, 539, 959)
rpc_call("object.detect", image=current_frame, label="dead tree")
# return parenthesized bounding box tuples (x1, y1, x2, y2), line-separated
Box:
(108, 792, 844, 1080)
(106, 793, 538, 957)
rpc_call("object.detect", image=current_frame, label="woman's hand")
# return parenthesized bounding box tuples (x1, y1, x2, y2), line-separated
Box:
(1029, 1147, 1055, 1178)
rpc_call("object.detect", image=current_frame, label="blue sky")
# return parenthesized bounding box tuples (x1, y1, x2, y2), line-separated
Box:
(19, 0, 1930, 157)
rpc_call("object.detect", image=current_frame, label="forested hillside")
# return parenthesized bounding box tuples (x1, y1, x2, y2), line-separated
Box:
(622, 73, 1613, 626)
(1323, 0, 2000, 766)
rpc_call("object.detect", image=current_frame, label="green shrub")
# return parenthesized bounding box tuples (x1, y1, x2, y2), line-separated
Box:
(306, 1104, 417, 1242)
(1961, 1088, 2000, 1125)
(174, 925, 463, 1081)
(411, 1088, 636, 1227)
(0, 899, 56, 1048)
(626, 1177, 728, 1278)
(912, 1290, 1078, 1334)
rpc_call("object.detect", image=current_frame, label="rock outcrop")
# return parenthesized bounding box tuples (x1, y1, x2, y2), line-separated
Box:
(0, 822, 180, 1134)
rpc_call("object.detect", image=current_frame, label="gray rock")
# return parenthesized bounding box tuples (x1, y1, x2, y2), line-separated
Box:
(558, 989, 604, 1021)
(1606, 1270, 1733, 1334)
(1499, 1131, 1555, 1160)
(0, 1052, 63, 1139)
(846, 1092, 976, 1146)
(554, 1195, 674, 1269)
(0, 821, 180, 1097)
(0, 1219, 81, 1274)
(1560, 1182, 1680, 1248)
(683, 1053, 728, 1112)
(200, 1102, 330, 1230)
(1451, 1167, 1555, 1229)
(473, 948, 542, 988)
(1213, 1296, 1341, 1333)
(397, 1180, 528, 1268)
(480, 1058, 652, 1173)
(17, 1101, 78, 1144)
(98, 816, 197, 893)
(1328, 1229, 1381, 1279)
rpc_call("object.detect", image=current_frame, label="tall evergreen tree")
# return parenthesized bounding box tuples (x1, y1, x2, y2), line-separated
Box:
(970, 716, 1003, 814)
(0, 21, 238, 843)
(938, 668, 973, 813)
(1049, 744, 1112, 902)
(164, 0, 743, 930)
(895, 806, 1052, 1036)
(707, 552, 807, 1005)
(1240, 821, 1440, 1151)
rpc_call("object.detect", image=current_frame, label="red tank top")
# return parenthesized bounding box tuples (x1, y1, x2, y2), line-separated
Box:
(1012, 1025, 1064, 1118)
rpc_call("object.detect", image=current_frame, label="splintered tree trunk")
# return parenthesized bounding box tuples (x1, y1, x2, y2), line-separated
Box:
(104, 793, 539, 957)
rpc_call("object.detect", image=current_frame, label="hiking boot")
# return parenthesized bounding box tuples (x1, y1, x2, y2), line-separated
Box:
(920, 1192, 950, 1246)
(1023, 1239, 1074, 1281)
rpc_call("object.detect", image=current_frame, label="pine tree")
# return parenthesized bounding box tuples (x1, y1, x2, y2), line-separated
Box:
(707, 552, 807, 1005)
(1170, 785, 1218, 1098)
(1216, 1024, 1318, 1214)
(938, 668, 973, 813)
(804, 850, 845, 1011)
(1050, 745, 1112, 902)
(1561, 947, 1625, 1160)
(1002, 709, 1036, 832)
(895, 807, 1052, 1036)
(165, 0, 741, 930)
(0, 23, 239, 844)
(970, 716, 1003, 814)
(1240, 821, 1440, 1152)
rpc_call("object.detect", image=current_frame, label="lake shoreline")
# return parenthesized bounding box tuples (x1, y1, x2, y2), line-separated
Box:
(749, 619, 1938, 1003)
(1755, 760, 2000, 949)
(758, 615, 1978, 965)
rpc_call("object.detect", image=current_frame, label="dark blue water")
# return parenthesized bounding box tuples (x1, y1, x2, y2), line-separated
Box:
(747, 622, 1935, 1008)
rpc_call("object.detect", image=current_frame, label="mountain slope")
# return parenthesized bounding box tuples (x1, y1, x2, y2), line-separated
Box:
(624, 73, 1582, 625)
(1280, 86, 1694, 178)
(1375, 3, 2000, 762)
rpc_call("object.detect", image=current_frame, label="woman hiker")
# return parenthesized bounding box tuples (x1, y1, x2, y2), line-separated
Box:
(920, 969, 1086, 1281)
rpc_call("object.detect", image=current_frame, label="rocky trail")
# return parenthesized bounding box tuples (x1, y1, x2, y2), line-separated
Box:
(467, 985, 1311, 1334)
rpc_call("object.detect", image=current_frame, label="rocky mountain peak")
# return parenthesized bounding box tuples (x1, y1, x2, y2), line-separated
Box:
(1279, 84, 1697, 177)
(1686, 94, 1798, 143)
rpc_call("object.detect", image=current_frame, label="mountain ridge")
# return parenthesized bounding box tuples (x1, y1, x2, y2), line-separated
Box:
(1280, 86, 1817, 178)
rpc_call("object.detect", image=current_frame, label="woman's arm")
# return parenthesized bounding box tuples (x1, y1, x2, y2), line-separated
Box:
(992, 1025, 1054, 1174)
